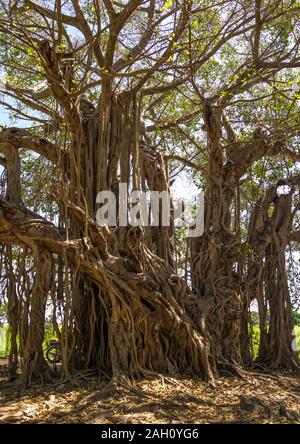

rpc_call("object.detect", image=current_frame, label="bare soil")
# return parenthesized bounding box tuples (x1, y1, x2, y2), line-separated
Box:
(0, 358, 299, 424)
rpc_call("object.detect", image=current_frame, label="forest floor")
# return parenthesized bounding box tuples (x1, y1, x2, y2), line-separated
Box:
(0, 358, 299, 424)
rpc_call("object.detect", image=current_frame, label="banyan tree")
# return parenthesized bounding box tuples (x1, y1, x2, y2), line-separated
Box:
(0, 0, 299, 387)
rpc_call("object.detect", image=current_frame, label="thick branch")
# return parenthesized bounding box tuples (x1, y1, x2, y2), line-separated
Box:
(0, 128, 61, 165)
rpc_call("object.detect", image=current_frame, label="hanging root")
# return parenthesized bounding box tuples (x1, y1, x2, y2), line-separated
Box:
(21, 245, 55, 387)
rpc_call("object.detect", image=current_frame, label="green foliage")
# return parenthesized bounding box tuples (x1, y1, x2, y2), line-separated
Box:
(292, 311, 300, 326)
(250, 324, 260, 359)
(21, 152, 59, 219)
(0, 325, 10, 357)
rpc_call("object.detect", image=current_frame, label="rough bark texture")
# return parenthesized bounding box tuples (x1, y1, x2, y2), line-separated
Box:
(247, 178, 300, 369)
(190, 104, 299, 373)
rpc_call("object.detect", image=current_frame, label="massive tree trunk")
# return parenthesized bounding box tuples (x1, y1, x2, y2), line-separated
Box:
(0, 70, 215, 385)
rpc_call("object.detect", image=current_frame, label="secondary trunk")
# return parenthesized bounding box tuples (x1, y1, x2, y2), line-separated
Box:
(190, 103, 243, 372)
(247, 184, 299, 369)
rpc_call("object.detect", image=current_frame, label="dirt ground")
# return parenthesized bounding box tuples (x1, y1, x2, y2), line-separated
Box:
(0, 358, 299, 424)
